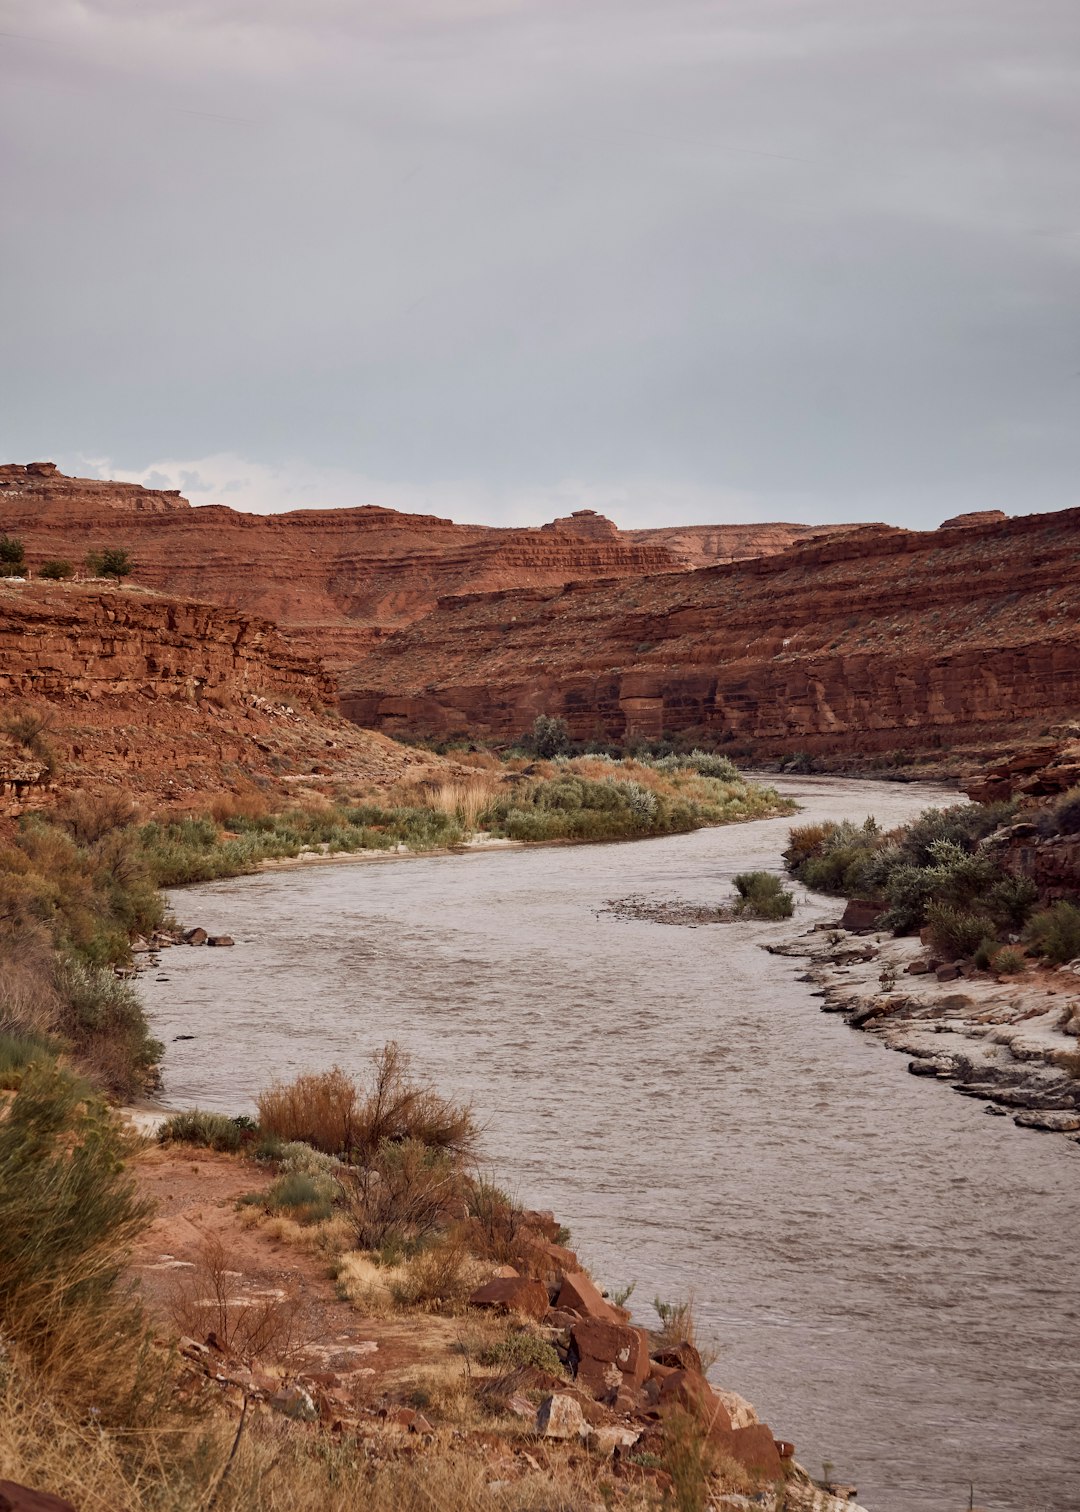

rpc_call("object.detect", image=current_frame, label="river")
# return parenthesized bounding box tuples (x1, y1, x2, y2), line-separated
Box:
(142, 776, 1080, 1512)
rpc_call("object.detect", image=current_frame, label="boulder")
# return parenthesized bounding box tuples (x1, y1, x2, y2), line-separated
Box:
(657, 1368, 732, 1432)
(935, 963, 960, 983)
(183, 927, 208, 946)
(709, 1422, 785, 1480)
(269, 1384, 317, 1421)
(468, 1274, 549, 1321)
(556, 1270, 626, 1324)
(840, 898, 885, 932)
(650, 1340, 703, 1375)
(0, 1485, 78, 1512)
(207, 935, 235, 947)
(571, 1318, 650, 1397)
(715, 1387, 760, 1430)
(1013, 1110, 1080, 1133)
(905, 959, 930, 975)
(536, 1392, 588, 1440)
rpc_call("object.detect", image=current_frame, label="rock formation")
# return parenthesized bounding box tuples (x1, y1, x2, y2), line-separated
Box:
(0, 464, 848, 668)
(0, 579, 448, 810)
(341, 506, 1080, 759)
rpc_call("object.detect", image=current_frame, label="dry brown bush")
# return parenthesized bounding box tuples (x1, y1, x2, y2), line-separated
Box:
(0, 923, 62, 1039)
(55, 789, 140, 845)
(341, 1139, 465, 1252)
(257, 1043, 478, 1163)
(387, 1227, 483, 1313)
(167, 1235, 311, 1366)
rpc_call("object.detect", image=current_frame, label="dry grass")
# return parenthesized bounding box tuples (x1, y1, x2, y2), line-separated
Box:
(426, 775, 503, 830)
(387, 1228, 485, 1313)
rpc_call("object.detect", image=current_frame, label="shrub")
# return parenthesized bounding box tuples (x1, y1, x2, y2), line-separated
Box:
(167, 1235, 309, 1364)
(342, 1139, 464, 1253)
(732, 871, 794, 920)
(522, 714, 571, 759)
(0, 1029, 58, 1087)
(477, 1327, 564, 1374)
(38, 559, 73, 580)
(57, 959, 163, 1096)
(85, 548, 133, 581)
(158, 1108, 246, 1152)
(1024, 902, 1080, 965)
(388, 1229, 479, 1312)
(258, 1044, 477, 1164)
(1050, 787, 1080, 837)
(0, 534, 25, 573)
(0, 1064, 151, 1406)
(990, 946, 1025, 975)
(925, 903, 996, 959)
(264, 1171, 338, 1225)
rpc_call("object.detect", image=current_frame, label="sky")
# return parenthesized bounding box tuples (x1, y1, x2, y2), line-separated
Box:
(2, 0, 1078, 529)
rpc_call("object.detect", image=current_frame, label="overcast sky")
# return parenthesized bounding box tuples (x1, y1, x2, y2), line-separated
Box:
(2, 0, 1078, 528)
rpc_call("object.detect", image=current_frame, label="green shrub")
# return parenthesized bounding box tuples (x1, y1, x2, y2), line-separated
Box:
(477, 1328, 564, 1375)
(1023, 902, 1080, 965)
(265, 1171, 337, 1224)
(85, 547, 133, 581)
(521, 714, 571, 758)
(38, 559, 74, 581)
(732, 871, 794, 920)
(0, 1029, 58, 1087)
(57, 959, 163, 1096)
(0, 534, 25, 570)
(158, 1108, 246, 1152)
(925, 903, 996, 959)
(990, 946, 1025, 975)
(0, 1063, 151, 1403)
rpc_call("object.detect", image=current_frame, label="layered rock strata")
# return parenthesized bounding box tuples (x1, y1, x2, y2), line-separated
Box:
(342, 507, 1080, 757)
(0, 466, 844, 669)
(0, 581, 445, 809)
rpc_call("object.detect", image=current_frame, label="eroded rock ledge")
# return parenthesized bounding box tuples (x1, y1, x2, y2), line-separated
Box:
(770, 924, 1080, 1139)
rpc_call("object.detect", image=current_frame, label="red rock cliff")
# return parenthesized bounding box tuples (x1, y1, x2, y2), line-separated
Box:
(340, 507, 1080, 759)
(0, 465, 848, 668)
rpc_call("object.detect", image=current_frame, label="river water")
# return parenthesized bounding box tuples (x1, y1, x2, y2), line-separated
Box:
(143, 776, 1080, 1512)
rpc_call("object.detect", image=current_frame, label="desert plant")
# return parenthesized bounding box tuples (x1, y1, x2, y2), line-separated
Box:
(661, 1406, 718, 1512)
(264, 1171, 338, 1225)
(0, 1064, 151, 1406)
(158, 1108, 247, 1152)
(1024, 902, 1080, 965)
(342, 1138, 463, 1253)
(925, 903, 996, 959)
(732, 871, 794, 920)
(0, 534, 25, 575)
(990, 946, 1025, 975)
(522, 714, 571, 758)
(387, 1228, 479, 1312)
(85, 547, 133, 581)
(167, 1235, 309, 1364)
(476, 1326, 564, 1374)
(38, 559, 74, 581)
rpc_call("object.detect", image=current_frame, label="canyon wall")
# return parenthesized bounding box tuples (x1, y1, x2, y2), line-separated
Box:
(340, 508, 1080, 759)
(0, 580, 443, 810)
(0, 465, 847, 667)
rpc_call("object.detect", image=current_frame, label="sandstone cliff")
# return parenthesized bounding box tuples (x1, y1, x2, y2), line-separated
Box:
(0, 466, 847, 668)
(341, 507, 1080, 760)
(0, 580, 447, 812)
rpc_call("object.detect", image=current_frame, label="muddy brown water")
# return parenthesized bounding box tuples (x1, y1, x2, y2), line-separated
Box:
(144, 776, 1080, 1512)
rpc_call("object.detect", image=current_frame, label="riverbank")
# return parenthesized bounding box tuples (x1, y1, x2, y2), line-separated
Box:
(769, 922, 1080, 1140)
(114, 1132, 868, 1512)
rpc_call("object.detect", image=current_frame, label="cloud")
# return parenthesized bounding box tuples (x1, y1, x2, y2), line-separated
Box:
(3, 0, 1079, 528)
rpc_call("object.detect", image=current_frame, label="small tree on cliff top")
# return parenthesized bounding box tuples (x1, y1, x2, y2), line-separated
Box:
(86, 548, 133, 582)
(0, 534, 25, 575)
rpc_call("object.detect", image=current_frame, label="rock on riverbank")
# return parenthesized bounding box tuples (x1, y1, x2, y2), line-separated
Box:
(771, 924, 1080, 1139)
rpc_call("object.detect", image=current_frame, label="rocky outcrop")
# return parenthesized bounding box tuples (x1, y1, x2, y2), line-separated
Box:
(0, 466, 844, 670)
(342, 507, 1080, 758)
(0, 581, 449, 810)
(964, 731, 1080, 804)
